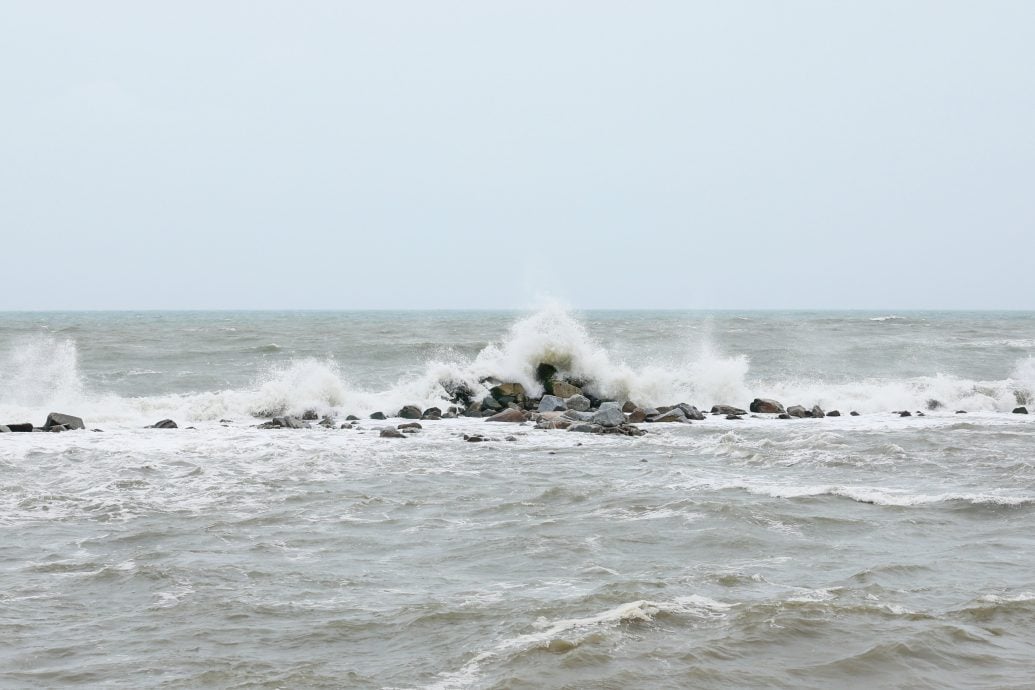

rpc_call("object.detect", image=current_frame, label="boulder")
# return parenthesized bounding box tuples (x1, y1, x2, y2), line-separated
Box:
(258, 416, 308, 429)
(49, 425, 68, 432)
(370, 411, 386, 420)
(749, 398, 785, 414)
(463, 433, 485, 442)
(777, 413, 792, 419)
(422, 407, 442, 420)
(565, 394, 591, 412)
(380, 428, 406, 438)
(486, 408, 527, 423)
(711, 405, 747, 416)
(489, 383, 526, 406)
(562, 410, 594, 422)
(480, 396, 503, 411)
(318, 416, 336, 427)
(726, 414, 743, 420)
(651, 408, 688, 423)
(44, 413, 84, 431)
(622, 401, 637, 413)
(149, 419, 178, 429)
(1014, 407, 1029, 414)
(568, 423, 603, 434)
(850, 411, 860, 416)
(345, 414, 360, 421)
(301, 409, 319, 421)
(955, 410, 967, 414)
(3, 423, 33, 432)
(591, 406, 626, 427)
(786, 405, 808, 418)
(536, 419, 572, 430)
(398, 405, 422, 419)
(627, 408, 648, 423)
(535, 363, 558, 384)
(538, 395, 567, 412)
(677, 403, 705, 421)
(398, 422, 422, 430)
(827, 410, 841, 417)
(810, 405, 825, 418)
(548, 381, 581, 398)
(899, 411, 912, 417)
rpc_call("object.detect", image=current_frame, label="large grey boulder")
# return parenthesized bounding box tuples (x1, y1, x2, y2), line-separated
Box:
(677, 403, 705, 420)
(486, 408, 527, 423)
(811, 405, 826, 418)
(538, 395, 567, 412)
(44, 412, 84, 431)
(651, 408, 689, 423)
(786, 405, 808, 418)
(591, 406, 626, 427)
(749, 398, 785, 414)
(565, 394, 591, 412)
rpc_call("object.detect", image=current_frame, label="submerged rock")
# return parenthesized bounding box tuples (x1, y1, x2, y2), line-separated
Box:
(149, 419, 178, 429)
(258, 416, 309, 429)
(44, 412, 84, 431)
(1014, 406, 1029, 414)
(749, 398, 785, 414)
(850, 411, 860, 416)
(568, 423, 603, 434)
(301, 409, 319, 421)
(777, 413, 792, 420)
(536, 419, 572, 430)
(899, 411, 912, 417)
(398, 422, 422, 430)
(926, 399, 944, 411)
(380, 428, 406, 438)
(370, 411, 386, 420)
(422, 407, 442, 420)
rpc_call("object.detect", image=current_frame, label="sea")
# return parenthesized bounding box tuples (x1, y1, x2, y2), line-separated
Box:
(2, 307, 1034, 689)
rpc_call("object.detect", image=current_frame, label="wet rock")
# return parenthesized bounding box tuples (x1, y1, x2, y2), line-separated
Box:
(777, 413, 792, 420)
(955, 410, 967, 414)
(548, 381, 581, 398)
(627, 408, 648, 423)
(651, 408, 688, 423)
(489, 383, 526, 407)
(622, 401, 637, 413)
(3, 422, 33, 432)
(346, 414, 360, 421)
(535, 363, 558, 385)
(0, 425, 9, 433)
(711, 405, 747, 416)
(749, 398, 785, 414)
(398, 405, 422, 419)
(44, 412, 85, 431)
(49, 424, 68, 432)
(443, 380, 475, 407)
(564, 394, 591, 412)
(340, 423, 353, 429)
(591, 406, 626, 427)
(481, 396, 503, 412)
(677, 403, 705, 421)
(398, 422, 422, 430)
(258, 416, 308, 429)
(811, 405, 825, 418)
(569, 423, 603, 434)
(562, 410, 594, 422)
(725, 415, 743, 420)
(1014, 406, 1029, 414)
(536, 419, 572, 430)
(380, 428, 406, 438)
(463, 433, 485, 442)
(422, 407, 442, 420)
(827, 410, 841, 417)
(301, 409, 319, 421)
(538, 395, 567, 412)
(899, 411, 912, 417)
(926, 399, 944, 411)
(850, 411, 860, 416)
(370, 411, 386, 420)
(319, 416, 336, 428)
(786, 405, 808, 418)
(486, 408, 527, 423)
(149, 419, 178, 429)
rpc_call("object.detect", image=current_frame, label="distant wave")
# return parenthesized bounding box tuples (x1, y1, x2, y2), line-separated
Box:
(869, 315, 906, 322)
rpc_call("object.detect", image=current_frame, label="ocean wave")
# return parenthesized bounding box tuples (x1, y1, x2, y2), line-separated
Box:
(742, 484, 1035, 508)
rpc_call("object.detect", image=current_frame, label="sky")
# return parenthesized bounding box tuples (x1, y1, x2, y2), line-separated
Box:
(1, 1, 1033, 310)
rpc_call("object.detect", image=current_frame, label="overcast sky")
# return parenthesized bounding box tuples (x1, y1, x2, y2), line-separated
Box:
(1, 1, 1032, 310)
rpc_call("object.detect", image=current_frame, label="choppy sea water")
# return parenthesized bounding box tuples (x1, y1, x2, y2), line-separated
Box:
(2, 308, 1034, 688)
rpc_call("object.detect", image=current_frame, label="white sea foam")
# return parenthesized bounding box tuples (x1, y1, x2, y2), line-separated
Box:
(2, 307, 1034, 428)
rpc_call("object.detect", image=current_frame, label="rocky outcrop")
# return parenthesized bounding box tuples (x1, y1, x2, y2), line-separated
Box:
(749, 398, 785, 414)
(44, 412, 85, 431)
(486, 408, 527, 423)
